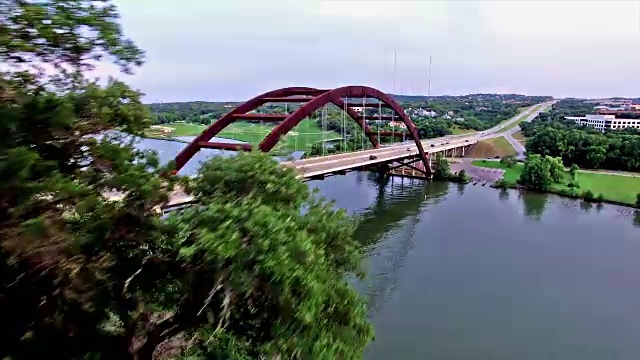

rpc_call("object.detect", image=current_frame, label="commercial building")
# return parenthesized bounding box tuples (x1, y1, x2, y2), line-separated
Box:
(565, 114, 640, 131)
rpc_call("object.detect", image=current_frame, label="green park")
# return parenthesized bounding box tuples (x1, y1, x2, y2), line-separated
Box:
(148, 119, 341, 152)
(472, 159, 640, 206)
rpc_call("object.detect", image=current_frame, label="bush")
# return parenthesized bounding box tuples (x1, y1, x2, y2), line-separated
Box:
(500, 155, 517, 168)
(493, 179, 515, 189)
(567, 180, 580, 189)
(582, 189, 595, 201)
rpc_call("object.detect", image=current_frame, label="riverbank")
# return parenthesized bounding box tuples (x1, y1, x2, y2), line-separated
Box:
(471, 159, 640, 208)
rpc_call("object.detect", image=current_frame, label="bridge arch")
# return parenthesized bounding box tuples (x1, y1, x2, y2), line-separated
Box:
(173, 85, 429, 174)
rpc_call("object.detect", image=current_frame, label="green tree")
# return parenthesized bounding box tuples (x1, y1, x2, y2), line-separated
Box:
(569, 164, 579, 180)
(636, 193, 640, 207)
(0, 1, 372, 359)
(518, 154, 564, 191)
(546, 155, 565, 183)
(432, 153, 451, 180)
(500, 155, 517, 168)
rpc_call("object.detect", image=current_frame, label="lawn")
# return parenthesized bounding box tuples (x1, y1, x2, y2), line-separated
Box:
(160, 122, 206, 136)
(451, 125, 476, 135)
(512, 131, 527, 146)
(486, 137, 517, 156)
(149, 120, 341, 153)
(471, 160, 640, 206)
(575, 172, 640, 205)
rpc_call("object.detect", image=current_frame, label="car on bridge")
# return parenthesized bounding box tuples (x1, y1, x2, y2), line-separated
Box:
(369, 155, 377, 160)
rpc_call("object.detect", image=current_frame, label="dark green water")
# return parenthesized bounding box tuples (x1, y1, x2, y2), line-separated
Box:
(140, 136, 640, 359)
(311, 173, 640, 360)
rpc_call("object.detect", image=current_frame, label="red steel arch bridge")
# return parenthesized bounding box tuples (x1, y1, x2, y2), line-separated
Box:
(171, 85, 454, 177)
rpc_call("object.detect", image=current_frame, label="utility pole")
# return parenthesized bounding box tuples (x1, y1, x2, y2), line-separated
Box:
(393, 50, 397, 94)
(427, 55, 432, 97)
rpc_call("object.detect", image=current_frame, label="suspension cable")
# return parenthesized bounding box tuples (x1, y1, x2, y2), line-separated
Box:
(392, 111, 395, 144)
(322, 105, 327, 156)
(361, 96, 366, 150)
(342, 97, 347, 152)
(378, 101, 382, 146)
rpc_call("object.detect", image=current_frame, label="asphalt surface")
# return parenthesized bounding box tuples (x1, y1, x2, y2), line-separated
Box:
(282, 101, 556, 178)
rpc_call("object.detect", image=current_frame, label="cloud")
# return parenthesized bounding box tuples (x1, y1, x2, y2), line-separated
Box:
(107, 0, 640, 101)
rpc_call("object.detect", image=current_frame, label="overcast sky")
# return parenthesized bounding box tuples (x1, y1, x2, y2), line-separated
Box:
(103, 0, 640, 102)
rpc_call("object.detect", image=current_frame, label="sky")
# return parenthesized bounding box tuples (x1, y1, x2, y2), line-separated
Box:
(100, 0, 640, 102)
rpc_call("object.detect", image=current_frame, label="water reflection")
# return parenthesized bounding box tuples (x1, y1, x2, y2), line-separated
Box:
(456, 182, 465, 196)
(634, 211, 640, 229)
(498, 188, 509, 201)
(521, 191, 548, 221)
(580, 200, 593, 212)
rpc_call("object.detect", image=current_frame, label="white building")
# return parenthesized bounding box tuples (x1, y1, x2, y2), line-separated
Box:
(565, 114, 640, 131)
(388, 121, 407, 129)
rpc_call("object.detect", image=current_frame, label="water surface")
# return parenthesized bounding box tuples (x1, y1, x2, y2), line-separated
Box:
(140, 138, 640, 359)
(311, 174, 640, 360)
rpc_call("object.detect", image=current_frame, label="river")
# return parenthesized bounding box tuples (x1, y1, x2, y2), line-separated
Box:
(139, 136, 640, 359)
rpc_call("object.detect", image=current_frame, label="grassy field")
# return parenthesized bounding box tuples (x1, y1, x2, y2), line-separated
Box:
(471, 160, 640, 206)
(512, 131, 527, 146)
(575, 172, 640, 204)
(155, 122, 206, 136)
(147, 120, 341, 152)
(451, 125, 476, 135)
(465, 136, 518, 158)
(486, 137, 517, 156)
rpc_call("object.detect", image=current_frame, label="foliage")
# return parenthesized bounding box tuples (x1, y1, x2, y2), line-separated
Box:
(518, 154, 565, 191)
(636, 193, 640, 207)
(500, 155, 517, 168)
(569, 164, 580, 180)
(170, 153, 373, 359)
(582, 190, 595, 202)
(447, 169, 470, 183)
(1, 1, 373, 359)
(150, 102, 239, 125)
(522, 99, 640, 172)
(148, 94, 551, 142)
(432, 154, 451, 181)
(305, 133, 373, 158)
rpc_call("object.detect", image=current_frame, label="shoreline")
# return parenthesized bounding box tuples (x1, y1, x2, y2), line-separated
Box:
(491, 182, 639, 210)
(465, 158, 640, 210)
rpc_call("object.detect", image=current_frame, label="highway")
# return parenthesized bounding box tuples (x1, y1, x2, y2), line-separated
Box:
(104, 101, 554, 206)
(492, 101, 556, 159)
(283, 138, 477, 178)
(282, 101, 555, 178)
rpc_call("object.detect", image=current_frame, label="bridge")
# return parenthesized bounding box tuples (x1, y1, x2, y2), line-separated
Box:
(172, 85, 433, 176)
(110, 86, 552, 209)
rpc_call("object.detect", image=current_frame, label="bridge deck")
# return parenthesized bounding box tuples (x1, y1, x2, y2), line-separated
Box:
(104, 135, 478, 208)
(282, 138, 476, 179)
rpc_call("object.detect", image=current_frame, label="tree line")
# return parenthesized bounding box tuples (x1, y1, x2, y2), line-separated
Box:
(147, 95, 552, 139)
(522, 99, 640, 172)
(0, 1, 373, 358)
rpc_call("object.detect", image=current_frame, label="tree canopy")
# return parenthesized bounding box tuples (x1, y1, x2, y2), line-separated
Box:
(518, 154, 565, 191)
(0, 1, 373, 358)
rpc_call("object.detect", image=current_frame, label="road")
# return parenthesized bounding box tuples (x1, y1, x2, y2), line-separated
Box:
(105, 102, 555, 205)
(494, 101, 556, 159)
(282, 101, 556, 178)
(283, 137, 477, 178)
